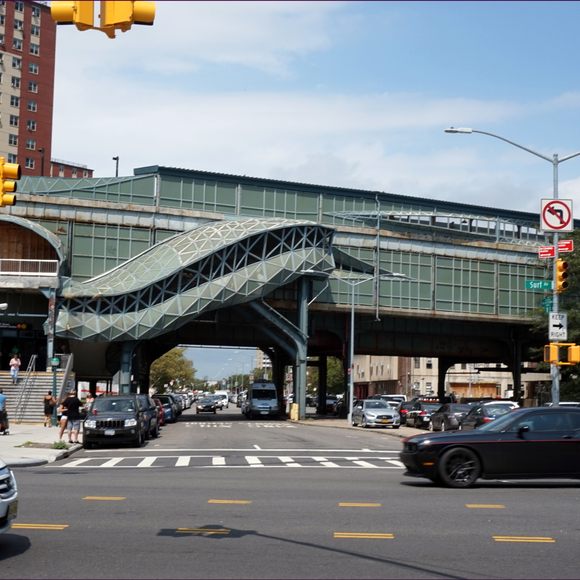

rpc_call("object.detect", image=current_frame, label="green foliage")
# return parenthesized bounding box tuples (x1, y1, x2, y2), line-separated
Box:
(52, 440, 68, 449)
(309, 356, 345, 395)
(150, 347, 196, 393)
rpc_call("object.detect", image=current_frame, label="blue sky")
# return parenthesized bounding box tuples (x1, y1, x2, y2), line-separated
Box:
(51, 1, 580, 379)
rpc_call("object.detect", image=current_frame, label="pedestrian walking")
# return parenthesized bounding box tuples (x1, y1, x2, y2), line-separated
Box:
(61, 389, 82, 444)
(58, 401, 68, 441)
(43, 390, 56, 427)
(9, 354, 21, 385)
(0, 388, 9, 435)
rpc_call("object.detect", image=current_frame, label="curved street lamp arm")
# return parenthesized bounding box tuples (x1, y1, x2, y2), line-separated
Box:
(559, 150, 580, 164)
(471, 129, 552, 163)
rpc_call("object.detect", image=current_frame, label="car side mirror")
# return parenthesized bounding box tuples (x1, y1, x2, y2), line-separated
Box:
(517, 424, 530, 438)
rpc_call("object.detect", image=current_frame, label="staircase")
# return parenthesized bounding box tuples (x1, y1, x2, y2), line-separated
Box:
(1, 371, 66, 423)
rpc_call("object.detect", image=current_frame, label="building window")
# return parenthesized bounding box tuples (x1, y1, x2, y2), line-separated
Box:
(426, 359, 433, 370)
(72, 168, 78, 178)
(27, 119, 37, 131)
(29, 63, 39, 74)
(83, 170, 89, 178)
(13, 19, 23, 31)
(12, 57, 21, 69)
(9, 115, 18, 127)
(461, 363, 467, 370)
(10, 95, 19, 107)
(8, 134, 17, 146)
(12, 38, 22, 51)
(31, 5, 41, 18)
(0, 15, 4, 26)
(413, 357, 421, 369)
(25, 157, 35, 169)
(11, 76, 20, 89)
(0, 33, 4, 44)
(25, 138, 36, 150)
(29, 43, 40, 56)
(31, 24, 40, 36)
(28, 81, 38, 93)
(15, 1, 24, 12)
(8, 153, 17, 164)
(27, 100, 37, 112)
(58, 165, 64, 177)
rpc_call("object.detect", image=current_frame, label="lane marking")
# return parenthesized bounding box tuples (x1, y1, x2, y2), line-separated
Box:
(83, 447, 398, 453)
(334, 532, 395, 539)
(386, 459, 405, 468)
(176, 528, 230, 535)
(12, 523, 69, 530)
(83, 496, 126, 501)
(136, 457, 157, 468)
(100, 458, 124, 468)
(338, 502, 382, 508)
(64, 458, 93, 467)
(313, 457, 339, 467)
(175, 456, 191, 467)
(208, 499, 252, 505)
(279, 456, 301, 467)
(212, 456, 226, 466)
(246, 456, 264, 467)
(352, 460, 378, 468)
(493, 536, 555, 543)
(466, 504, 506, 509)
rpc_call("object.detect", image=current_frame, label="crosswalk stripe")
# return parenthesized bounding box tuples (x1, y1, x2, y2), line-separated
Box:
(386, 459, 405, 468)
(136, 457, 157, 468)
(313, 457, 339, 467)
(212, 456, 226, 466)
(245, 456, 264, 467)
(64, 458, 92, 467)
(352, 460, 378, 468)
(175, 456, 191, 467)
(100, 458, 124, 468)
(279, 456, 301, 467)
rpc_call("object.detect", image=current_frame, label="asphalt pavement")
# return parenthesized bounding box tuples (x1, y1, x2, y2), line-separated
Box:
(0, 414, 422, 468)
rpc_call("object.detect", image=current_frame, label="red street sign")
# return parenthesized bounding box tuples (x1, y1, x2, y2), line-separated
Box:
(558, 239, 574, 253)
(538, 246, 555, 259)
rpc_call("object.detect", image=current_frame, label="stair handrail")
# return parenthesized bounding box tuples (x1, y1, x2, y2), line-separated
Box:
(55, 353, 74, 404)
(13, 354, 38, 424)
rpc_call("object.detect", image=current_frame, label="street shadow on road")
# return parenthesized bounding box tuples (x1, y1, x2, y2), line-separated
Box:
(401, 480, 580, 489)
(0, 533, 31, 561)
(157, 523, 467, 579)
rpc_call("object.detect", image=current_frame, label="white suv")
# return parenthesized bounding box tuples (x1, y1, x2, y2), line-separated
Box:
(0, 459, 18, 533)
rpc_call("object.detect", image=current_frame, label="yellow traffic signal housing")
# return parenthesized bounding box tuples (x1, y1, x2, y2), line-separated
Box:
(568, 345, 580, 364)
(100, 1, 155, 38)
(544, 343, 560, 364)
(0, 157, 21, 207)
(51, 1, 95, 31)
(556, 258, 570, 293)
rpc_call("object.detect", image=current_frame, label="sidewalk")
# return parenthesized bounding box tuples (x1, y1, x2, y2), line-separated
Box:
(0, 422, 82, 468)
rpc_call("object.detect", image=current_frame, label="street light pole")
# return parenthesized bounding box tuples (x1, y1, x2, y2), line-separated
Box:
(445, 127, 580, 405)
(112, 156, 119, 177)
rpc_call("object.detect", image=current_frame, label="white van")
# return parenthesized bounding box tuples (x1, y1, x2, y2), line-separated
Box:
(213, 390, 230, 409)
(242, 381, 280, 419)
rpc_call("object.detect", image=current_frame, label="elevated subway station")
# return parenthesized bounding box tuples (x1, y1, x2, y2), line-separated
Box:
(0, 166, 558, 416)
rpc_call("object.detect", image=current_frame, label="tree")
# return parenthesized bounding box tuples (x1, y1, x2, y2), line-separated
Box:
(308, 356, 345, 395)
(150, 347, 196, 393)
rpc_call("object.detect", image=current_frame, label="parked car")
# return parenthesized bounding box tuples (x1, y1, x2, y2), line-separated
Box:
(405, 401, 441, 429)
(400, 407, 580, 488)
(430, 403, 472, 431)
(459, 401, 518, 430)
(326, 395, 339, 414)
(0, 459, 18, 533)
(154, 395, 177, 424)
(196, 397, 218, 414)
(83, 394, 150, 449)
(370, 394, 407, 404)
(352, 399, 400, 429)
(136, 394, 160, 439)
(397, 401, 416, 425)
(544, 401, 580, 407)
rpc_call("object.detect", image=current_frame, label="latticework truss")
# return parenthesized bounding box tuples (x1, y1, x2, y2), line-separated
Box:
(56, 218, 335, 342)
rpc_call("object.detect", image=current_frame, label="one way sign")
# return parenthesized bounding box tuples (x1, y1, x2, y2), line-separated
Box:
(549, 312, 568, 341)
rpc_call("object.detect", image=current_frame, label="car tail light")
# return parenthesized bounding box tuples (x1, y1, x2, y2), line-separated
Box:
(419, 411, 428, 416)
(400, 409, 408, 415)
(482, 417, 493, 423)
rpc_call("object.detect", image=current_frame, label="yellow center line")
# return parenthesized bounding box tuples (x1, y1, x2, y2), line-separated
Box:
(12, 523, 69, 530)
(466, 504, 506, 509)
(338, 502, 382, 507)
(208, 499, 252, 505)
(83, 496, 127, 501)
(493, 535, 555, 543)
(176, 528, 230, 535)
(334, 532, 395, 539)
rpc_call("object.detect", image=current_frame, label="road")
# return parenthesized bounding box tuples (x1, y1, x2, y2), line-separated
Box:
(2, 407, 579, 579)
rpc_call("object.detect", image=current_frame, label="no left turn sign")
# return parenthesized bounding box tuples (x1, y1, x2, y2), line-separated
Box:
(541, 199, 573, 232)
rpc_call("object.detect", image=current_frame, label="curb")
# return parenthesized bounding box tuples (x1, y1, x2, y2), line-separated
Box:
(296, 419, 414, 440)
(6, 443, 82, 468)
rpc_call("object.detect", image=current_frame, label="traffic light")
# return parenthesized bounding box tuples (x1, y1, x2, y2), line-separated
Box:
(568, 345, 580, 364)
(556, 258, 570, 293)
(544, 343, 559, 364)
(51, 1, 95, 31)
(0, 157, 21, 207)
(100, 1, 155, 38)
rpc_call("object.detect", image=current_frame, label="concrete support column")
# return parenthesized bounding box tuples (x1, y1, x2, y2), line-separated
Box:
(120, 341, 136, 394)
(296, 276, 310, 420)
(511, 340, 522, 404)
(318, 355, 328, 415)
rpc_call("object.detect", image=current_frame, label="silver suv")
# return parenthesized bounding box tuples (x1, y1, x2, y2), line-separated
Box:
(0, 459, 18, 533)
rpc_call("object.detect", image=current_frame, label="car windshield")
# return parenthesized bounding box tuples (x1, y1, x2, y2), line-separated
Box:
(483, 404, 513, 416)
(253, 390, 276, 399)
(422, 403, 441, 411)
(364, 401, 389, 409)
(92, 398, 135, 413)
(199, 398, 214, 404)
(449, 404, 471, 412)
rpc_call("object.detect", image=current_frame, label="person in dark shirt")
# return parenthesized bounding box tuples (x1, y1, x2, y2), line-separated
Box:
(62, 390, 82, 444)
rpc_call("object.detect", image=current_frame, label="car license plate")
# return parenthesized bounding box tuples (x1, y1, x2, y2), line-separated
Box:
(380, 419, 392, 423)
(8, 501, 18, 519)
(104, 429, 115, 436)
(260, 411, 269, 415)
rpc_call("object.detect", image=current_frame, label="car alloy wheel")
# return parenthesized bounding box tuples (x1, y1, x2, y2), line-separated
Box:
(438, 447, 481, 488)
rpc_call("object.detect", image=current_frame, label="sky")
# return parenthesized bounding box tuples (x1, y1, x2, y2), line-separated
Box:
(50, 1, 580, 379)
